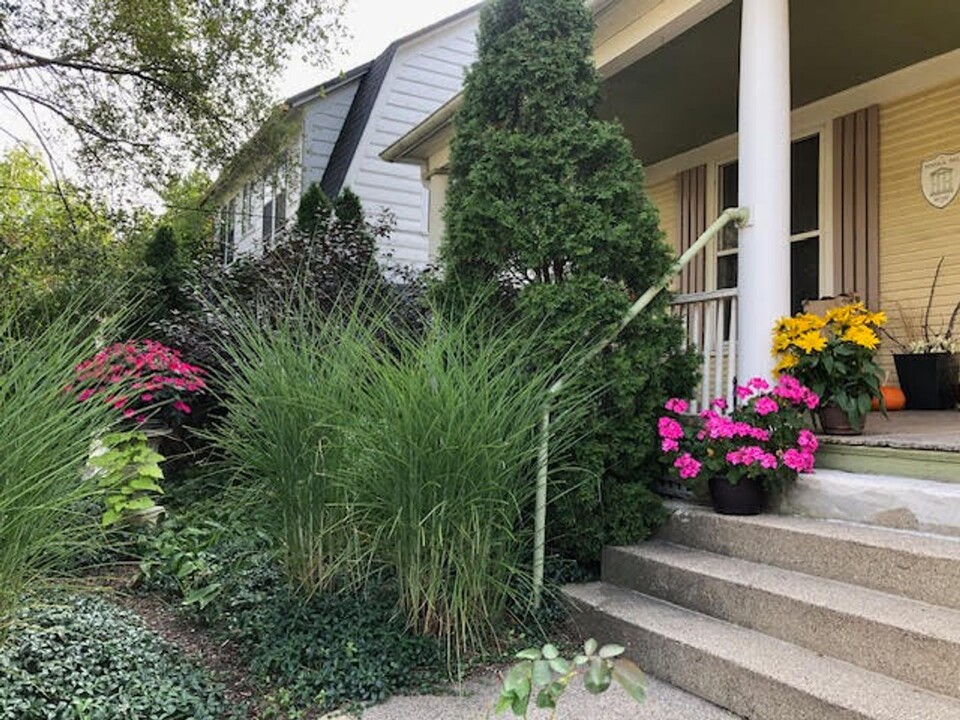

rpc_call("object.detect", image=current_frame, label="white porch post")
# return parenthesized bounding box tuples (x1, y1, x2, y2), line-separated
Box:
(737, 0, 792, 383)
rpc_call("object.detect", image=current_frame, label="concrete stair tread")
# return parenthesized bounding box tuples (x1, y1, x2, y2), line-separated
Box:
(660, 502, 960, 610)
(789, 469, 960, 536)
(564, 582, 960, 720)
(612, 540, 960, 645)
(666, 500, 960, 559)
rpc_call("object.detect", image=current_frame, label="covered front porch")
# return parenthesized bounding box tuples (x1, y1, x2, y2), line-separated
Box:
(595, 0, 960, 403)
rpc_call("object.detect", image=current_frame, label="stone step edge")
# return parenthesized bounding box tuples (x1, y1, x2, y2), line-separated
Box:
(603, 541, 960, 699)
(605, 540, 960, 644)
(659, 501, 960, 610)
(563, 582, 960, 720)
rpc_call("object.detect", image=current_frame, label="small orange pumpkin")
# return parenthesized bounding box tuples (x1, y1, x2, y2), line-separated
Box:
(871, 385, 906, 411)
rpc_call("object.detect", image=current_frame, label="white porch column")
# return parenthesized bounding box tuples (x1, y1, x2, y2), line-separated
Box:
(737, 0, 792, 383)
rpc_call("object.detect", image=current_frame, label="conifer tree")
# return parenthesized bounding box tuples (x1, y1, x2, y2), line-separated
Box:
(442, 0, 697, 564)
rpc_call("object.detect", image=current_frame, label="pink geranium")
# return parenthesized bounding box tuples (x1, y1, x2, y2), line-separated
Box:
(658, 375, 820, 498)
(664, 398, 689, 414)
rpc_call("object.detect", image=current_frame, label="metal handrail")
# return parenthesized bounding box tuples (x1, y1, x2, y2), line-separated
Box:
(671, 287, 739, 306)
(531, 206, 749, 608)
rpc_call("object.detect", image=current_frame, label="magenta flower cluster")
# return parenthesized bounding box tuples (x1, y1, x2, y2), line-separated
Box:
(71, 340, 206, 426)
(658, 375, 820, 493)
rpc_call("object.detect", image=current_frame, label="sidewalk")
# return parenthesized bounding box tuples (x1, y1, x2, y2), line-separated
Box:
(356, 672, 742, 720)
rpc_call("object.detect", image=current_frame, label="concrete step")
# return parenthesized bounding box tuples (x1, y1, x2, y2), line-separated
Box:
(786, 468, 960, 537)
(657, 502, 960, 609)
(564, 582, 960, 720)
(603, 541, 960, 698)
(817, 442, 960, 484)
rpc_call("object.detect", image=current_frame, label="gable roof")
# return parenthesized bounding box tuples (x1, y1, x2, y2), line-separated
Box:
(207, 3, 481, 205)
(320, 2, 482, 198)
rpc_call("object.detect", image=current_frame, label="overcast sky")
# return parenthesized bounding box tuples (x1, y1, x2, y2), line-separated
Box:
(278, 0, 478, 99)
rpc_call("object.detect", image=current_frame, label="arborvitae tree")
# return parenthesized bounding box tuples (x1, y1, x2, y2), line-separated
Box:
(441, 0, 698, 565)
(143, 223, 185, 321)
(295, 182, 334, 237)
(333, 187, 365, 229)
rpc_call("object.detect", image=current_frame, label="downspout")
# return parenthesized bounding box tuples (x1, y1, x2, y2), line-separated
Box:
(531, 206, 749, 609)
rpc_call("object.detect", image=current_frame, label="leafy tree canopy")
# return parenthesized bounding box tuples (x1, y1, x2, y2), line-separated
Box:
(0, 0, 346, 192)
(0, 146, 135, 320)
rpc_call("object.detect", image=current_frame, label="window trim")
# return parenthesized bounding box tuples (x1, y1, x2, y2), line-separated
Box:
(711, 130, 828, 301)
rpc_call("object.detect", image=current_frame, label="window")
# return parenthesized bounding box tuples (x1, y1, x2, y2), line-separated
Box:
(241, 182, 252, 235)
(221, 199, 237, 265)
(717, 134, 821, 314)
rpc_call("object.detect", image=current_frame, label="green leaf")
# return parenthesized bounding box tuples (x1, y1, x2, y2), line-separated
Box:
(101, 508, 122, 527)
(548, 657, 572, 675)
(584, 658, 612, 694)
(503, 661, 532, 695)
(139, 464, 164, 479)
(494, 692, 514, 715)
(612, 658, 646, 703)
(127, 477, 163, 493)
(573, 654, 588, 666)
(515, 648, 541, 661)
(583, 638, 598, 656)
(541, 643, 559, 660)
(532, 660, 552, 687)
(123, 496, 156, 511)
(598, 644, 625, 659)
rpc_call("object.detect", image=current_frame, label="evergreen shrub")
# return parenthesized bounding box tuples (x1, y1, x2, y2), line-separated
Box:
(440, 0, 698, 564)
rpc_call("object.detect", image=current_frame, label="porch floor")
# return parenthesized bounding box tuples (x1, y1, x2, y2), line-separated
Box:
(822, 411, 960, 453)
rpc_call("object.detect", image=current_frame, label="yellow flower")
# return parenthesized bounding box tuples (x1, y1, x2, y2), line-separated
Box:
(868, 311, 887, 327)
(795, 330, 827, 354)
(842, 324, 880, 350)
(773, 353, 799, 376)
(825, 302, 865, 326)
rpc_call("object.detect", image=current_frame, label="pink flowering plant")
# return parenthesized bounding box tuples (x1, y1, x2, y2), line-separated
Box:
(659, 375, 820, 497)
(71, 340, 207, 427)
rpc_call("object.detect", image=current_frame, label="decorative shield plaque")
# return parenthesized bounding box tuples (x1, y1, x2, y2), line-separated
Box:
(921, 152, 960, 209)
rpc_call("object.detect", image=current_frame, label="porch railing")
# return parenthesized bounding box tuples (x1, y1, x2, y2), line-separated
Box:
(671, 288, 738, 413)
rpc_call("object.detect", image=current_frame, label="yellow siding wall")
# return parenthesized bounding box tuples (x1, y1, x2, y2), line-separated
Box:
(879, 78, 960, 376)
(647, 176, 679, 253)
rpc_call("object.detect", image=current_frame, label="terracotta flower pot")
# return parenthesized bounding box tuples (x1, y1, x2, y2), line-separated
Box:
(708, 475, 766, 515)
(818, 403, 863, 436)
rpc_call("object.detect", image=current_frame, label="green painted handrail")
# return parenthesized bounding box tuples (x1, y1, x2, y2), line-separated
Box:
(531, 206, 749, 609)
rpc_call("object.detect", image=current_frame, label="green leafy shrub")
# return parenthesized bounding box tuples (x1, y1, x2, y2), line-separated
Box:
(0, 594, 225, 720)
(136, 518, 227, 609)
(440, 0, 698, 566)
(91, 431, 165, 527)
(216, 583, 441, 714)
(496, 639, 644, 717)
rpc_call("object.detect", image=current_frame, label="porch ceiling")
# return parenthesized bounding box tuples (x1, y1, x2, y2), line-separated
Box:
(600, 0, 960, 165)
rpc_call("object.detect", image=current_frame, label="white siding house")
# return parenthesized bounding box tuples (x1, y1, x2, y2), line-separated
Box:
(208, 5, 479, 268)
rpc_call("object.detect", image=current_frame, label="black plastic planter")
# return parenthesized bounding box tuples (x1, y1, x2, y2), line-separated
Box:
(893, 353, 959, 410)
(708, 475, 766, 515)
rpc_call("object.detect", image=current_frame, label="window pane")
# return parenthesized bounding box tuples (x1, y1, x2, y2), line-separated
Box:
(718, 254, 738, 290)
(719, 161, 739, 250)
(790, 236, 819, 314)
(791, 135, 819, 234)
(263, 199, 274, 242)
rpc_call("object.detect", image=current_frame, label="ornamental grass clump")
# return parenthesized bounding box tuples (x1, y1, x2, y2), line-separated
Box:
(345, 305, 584, 660)
(0, 306, 119, 636)
(210, 297, 375, 595)
(658, 375, 820, 496)
(773, 302, 887, 429)
(212, 288, 587, 661)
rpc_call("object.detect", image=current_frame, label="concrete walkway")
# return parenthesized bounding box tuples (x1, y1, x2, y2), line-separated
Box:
(356, 672, 741, 720)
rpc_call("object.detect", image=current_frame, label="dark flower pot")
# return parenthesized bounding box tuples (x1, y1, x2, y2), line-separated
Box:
(817, 403, 864, 436)
(894, 353, 959, 410)
(708, 475, 766, 515)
